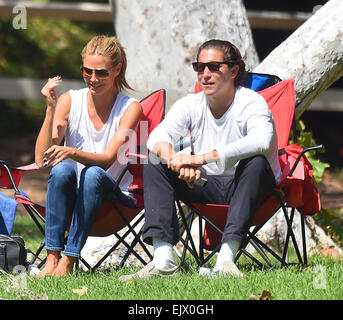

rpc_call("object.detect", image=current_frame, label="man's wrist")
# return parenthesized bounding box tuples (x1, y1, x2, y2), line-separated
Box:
(202, 150, 218, 165)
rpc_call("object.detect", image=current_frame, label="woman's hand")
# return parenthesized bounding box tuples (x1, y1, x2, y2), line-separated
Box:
(43, 145, 75, 167)
(41, 76, 62, 108)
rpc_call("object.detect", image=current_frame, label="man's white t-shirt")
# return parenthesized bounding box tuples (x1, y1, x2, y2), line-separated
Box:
(147, 86, 281, 183)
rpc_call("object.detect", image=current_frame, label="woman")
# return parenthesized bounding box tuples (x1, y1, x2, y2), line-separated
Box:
(35, 35, 142, 277)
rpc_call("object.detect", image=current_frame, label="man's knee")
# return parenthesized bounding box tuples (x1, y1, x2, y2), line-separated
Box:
(241, 155, 268, 168)
(237, 155, 275, 185)
(238, 155, 271, 175)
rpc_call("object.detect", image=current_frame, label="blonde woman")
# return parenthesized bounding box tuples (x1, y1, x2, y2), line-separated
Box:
(35, 35, 142, 277)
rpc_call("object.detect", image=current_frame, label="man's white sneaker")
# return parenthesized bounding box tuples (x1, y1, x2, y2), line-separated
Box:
(118, 261, 179, 282)
(213, 261, 244, 278)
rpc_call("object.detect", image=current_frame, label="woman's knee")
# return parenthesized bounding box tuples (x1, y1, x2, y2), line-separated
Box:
(79, 166, 113, 194)
(50, 162, 77, 186)
(80, 165, 106, 182)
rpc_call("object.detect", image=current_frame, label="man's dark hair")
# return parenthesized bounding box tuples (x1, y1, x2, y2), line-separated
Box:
(196, 39, 247, 87)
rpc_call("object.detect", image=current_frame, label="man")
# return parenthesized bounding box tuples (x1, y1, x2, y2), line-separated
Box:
(119, 39, 281, 281)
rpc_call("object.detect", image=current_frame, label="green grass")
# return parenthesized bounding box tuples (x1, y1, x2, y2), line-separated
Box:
(1, 255, 342, 300)
(2, 215, 343, 301)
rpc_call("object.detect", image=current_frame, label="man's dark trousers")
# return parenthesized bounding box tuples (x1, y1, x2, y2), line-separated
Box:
(142, 155, 276, 247)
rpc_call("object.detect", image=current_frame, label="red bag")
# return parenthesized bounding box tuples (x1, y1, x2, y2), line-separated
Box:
(279, 143, 321, 215)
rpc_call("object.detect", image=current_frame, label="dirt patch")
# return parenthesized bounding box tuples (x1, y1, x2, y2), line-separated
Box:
(318, 171, 343, 210)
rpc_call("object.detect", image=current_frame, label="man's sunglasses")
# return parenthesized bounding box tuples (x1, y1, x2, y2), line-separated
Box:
(192, 61, 232, 73)
(80, 66, 111, 78)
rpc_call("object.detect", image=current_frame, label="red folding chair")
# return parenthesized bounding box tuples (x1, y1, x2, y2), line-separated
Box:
(177, 77, 322, 268)
(0, 89, 166, 272)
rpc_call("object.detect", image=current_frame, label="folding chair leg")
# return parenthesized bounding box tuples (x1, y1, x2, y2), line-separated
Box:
(282, 207, 303, 265)
(89, 219, 151, 272)
(301, 214, 308, 265)
(177, 201, 202, 266)
(180, 213, 201, 266)
(249, 238, 273, 267)
(117, 227, 153, 267)
(89, 204, 152, 271)
(79, 256, 92, 271)
(23, 204, 45, 236)
(237, 247, 264, 269)
(198, 214, 204, 263)
(115, 213, 153, 265)
(235, 222, 265, 263)
(240, 230, 285, 266)
(29, 241, 45, 265)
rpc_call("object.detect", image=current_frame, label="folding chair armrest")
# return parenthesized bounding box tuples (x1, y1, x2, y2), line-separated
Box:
(288, 144, 323, 176)
(126, 152, 147, 162)
(0, 160, 12, 170)
(111, 152, 147, 194)
(0, 160, 21, 191)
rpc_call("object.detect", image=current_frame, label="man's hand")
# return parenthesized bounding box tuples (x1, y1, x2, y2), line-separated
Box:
(168, 153, 204, 172)
(168, 154, 204, 188)
(177, 166, 202, 188)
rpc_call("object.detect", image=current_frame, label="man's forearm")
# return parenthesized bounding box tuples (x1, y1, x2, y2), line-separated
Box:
(199, 149, 219, 165)
(152, 141, 176, 162)
(168, 149, 219, 172)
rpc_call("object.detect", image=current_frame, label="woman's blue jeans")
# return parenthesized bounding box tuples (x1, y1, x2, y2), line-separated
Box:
(45, 162, 136, 258)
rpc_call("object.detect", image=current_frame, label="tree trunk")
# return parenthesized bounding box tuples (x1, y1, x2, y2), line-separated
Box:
(113, 0, 259, 107)
(254, 0, 343, 118)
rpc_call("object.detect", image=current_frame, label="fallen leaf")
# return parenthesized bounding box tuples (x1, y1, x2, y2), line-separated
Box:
(72, 286, 88, 296)
(249, 290, 275, 300)
(260, 290, 275, 300)
(303, 266, 313, 272)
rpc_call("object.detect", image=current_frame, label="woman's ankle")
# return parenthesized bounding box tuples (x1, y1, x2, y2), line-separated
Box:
(37, 250, 61, 277)
(53, 255, 77, 277)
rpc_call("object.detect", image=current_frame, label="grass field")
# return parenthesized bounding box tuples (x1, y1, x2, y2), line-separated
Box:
(1, 215, 343, 302)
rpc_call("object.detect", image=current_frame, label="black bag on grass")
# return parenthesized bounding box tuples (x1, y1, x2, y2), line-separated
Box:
(0, 234, 27, 273)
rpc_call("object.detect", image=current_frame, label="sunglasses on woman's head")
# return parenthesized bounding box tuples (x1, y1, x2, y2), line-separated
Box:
(192, 61, 232, 73)
(80, 66, 111, 78)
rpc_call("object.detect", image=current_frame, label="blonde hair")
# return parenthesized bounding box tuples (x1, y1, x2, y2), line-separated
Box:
(81, 35, 133, 91)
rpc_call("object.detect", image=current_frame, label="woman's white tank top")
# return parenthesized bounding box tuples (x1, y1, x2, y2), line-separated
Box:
(64, 88, 137, 194)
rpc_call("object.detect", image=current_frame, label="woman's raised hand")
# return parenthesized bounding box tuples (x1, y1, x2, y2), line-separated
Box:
(41, 76, 62, 108)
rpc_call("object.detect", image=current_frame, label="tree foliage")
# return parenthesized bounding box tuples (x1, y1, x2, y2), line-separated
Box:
(0, 2, 113, 137)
